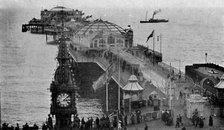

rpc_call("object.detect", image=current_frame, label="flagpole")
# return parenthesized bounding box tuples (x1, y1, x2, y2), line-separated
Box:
(117, 49, 121, 130)
(153, 31, 155, 65)
(106, 69, 108, 112)
(169, 63, 172, 110)
(160, 33, 162, 54)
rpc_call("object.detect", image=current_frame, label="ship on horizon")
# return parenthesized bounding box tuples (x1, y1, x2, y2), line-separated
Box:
(140, 9, 169, 23)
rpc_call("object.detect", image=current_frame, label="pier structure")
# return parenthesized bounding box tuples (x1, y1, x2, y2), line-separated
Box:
(22, 6, 91, 35)
(65, 19, 190, 116)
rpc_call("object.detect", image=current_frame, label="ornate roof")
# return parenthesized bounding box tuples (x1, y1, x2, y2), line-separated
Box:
(76, 19, 126, 35)
(123, 75, 144, 91)
(50, 6, 73, 12)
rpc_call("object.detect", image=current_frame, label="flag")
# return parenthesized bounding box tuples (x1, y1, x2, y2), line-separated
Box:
(146, 30, 154, 43)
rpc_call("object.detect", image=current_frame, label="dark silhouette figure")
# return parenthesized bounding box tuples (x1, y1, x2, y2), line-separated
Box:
(90, 117, 93, 128)
(182, 126, 186, 130)
(144, 124, 148, 130)
(96, 117, 99, 129)
(23, 123, 29, 130)
(179, 114, 183, 126)
(175, 115, 180, 128)
(199, 116, 204, 128)
(81, 117, 85, 129)
(209, 115, 213, 126)
(42, 124, 47, 130)
(15, 123, 20, 130)
(33, 123, 39, 130)
(47, 114, 53, 129)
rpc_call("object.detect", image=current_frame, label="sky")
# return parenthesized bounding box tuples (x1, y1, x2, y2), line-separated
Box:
(1, 0, 224, 9)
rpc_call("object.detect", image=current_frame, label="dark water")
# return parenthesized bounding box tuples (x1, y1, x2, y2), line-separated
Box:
(1, 7, 224, 126)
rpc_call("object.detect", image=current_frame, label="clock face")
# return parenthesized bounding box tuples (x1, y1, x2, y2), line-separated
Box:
(56, 93, 71, 107)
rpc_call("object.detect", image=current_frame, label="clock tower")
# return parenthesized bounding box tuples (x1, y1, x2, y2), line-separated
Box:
(50, 31, 77, 129)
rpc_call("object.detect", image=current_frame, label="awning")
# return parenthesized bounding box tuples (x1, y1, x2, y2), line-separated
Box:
(122, 75, 144, 91)
(150, 91, 158, 95)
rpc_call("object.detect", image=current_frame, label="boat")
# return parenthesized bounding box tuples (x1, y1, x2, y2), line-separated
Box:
(8, 6, 224, 129)
(140, 9, 169, 23)
(140, 18, 169, 23)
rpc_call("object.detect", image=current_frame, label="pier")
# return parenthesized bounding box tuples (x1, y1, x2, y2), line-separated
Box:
(13, 5, 224, 130)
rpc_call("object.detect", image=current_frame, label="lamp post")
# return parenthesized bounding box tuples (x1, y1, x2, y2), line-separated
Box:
(169, 63, 172, 110)
(106, 70, 109, 112)
(116, 48, 121, 130)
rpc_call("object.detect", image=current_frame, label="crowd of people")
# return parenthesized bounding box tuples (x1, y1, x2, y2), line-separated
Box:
(191, 109, 205, 128)
(161, 109, 173, 126)
(72, 115, 114, 129)
(2, 122, 39, 130)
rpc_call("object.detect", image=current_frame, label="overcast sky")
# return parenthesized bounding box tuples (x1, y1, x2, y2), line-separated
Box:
(1, 0, 224, 9)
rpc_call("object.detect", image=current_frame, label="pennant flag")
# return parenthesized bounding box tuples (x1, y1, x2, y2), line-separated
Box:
(146, 30, 154, 43)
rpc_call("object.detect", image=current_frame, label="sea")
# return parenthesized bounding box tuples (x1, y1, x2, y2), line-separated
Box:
(0, 6, 224, 126)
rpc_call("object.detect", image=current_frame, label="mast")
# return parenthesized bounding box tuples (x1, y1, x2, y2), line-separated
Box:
(153, 31, 155, 65)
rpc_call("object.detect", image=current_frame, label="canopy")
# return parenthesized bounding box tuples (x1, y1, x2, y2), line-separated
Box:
(215, 74, 224, 89)
(150, 91, 158, 95)
(122, 75, 143, 91)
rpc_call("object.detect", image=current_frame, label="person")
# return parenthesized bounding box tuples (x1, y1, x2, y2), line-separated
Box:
(209, 115, 213, 126)
(81, 117, 85, 129)
(105, 115, 110, 128)
(195, 116, 200, 127)
(144, 124, 148, 130)
(33, 123, 39, 130)
(175, 115, 180, 128)
(179, 114, 183, 126)
(181, 126, 186, 130)
(47, 114, 53, 129)
(199, 116, 204, 128)
(96, 117, 99, 129)
(2, 122, 8, 130)
(15, 123, 20, 130)
(179, 91, 183, 99)
(193, 109, 199, 116)
(42, 123, 47, 130)
(90, 117, 93, 128)
(24, 123, 29, 130)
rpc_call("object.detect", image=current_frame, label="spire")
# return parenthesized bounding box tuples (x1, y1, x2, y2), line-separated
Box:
(54, 10, 73, 85)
